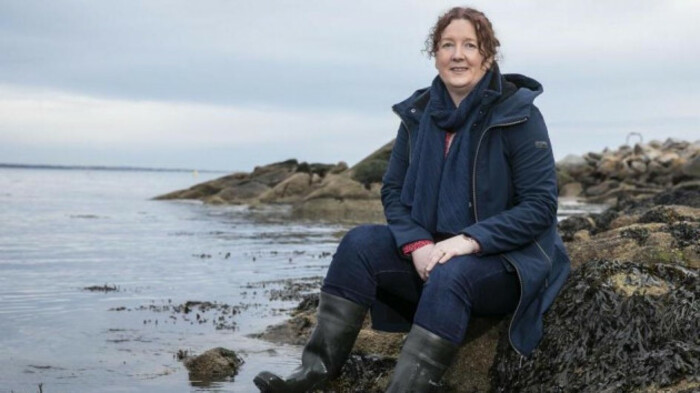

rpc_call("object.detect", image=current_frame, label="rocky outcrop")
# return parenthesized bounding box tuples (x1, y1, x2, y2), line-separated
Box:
(154, 159, 341, 205)
(158, 138, 699, 220)
(154, 142, 394, 222)
(557, 138, 700, 203)
(252, 186, 700, 392)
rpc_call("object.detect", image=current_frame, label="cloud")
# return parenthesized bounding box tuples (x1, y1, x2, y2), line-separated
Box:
(0, 84, 397, 166)
(0, 0, 698, 169)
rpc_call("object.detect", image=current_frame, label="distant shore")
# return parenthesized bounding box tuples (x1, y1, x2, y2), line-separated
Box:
(0, 162, 229, 174)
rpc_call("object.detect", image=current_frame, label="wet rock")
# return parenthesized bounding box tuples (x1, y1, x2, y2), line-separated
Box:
(558, 215, 596, 242)
(183, 347, 243, 382)
(491, 260, 699, 393)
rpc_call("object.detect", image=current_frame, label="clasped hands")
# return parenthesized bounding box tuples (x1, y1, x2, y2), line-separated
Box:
(411, 235, 480, 281)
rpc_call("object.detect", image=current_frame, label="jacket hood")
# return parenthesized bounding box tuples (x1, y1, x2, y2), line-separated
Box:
(392, 66, 543, 127)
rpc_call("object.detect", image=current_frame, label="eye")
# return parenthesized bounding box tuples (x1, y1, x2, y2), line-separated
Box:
(465, 42, 478, 49)
(440, 42, 454, 49)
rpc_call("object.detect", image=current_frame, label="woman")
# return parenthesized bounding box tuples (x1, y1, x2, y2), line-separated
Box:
(254, 6, 570, 393)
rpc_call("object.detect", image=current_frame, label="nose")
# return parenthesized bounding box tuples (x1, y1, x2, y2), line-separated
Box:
(451, 45, 465, 61)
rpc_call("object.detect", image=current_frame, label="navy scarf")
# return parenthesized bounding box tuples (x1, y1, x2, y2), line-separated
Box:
(400, 69, 494, 234)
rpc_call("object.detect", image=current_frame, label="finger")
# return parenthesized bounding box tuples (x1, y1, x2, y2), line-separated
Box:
(438, 251, 454, 263)
(425, 258, 439, 274)
(418, 269, 428, 281)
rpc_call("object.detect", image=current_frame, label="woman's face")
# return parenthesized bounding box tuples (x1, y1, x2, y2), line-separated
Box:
(435, 18, 489, 101)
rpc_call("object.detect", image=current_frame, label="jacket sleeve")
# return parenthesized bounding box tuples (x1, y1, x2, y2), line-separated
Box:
(381, 123, 434, 251)
(461, 107, 558, 255)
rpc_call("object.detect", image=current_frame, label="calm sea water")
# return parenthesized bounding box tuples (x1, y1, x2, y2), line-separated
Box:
(0, 168, 603, 393)
(0, 168, 349, 393)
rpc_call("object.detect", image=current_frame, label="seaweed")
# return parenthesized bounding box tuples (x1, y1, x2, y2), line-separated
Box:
(666, 222, 700, 248)
(620, 227, 650, 245)
(319, 353, 396, 393)
(491, 260, 700, 393)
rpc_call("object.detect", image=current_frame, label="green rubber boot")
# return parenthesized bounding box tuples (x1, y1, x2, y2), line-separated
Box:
(385, 325, 459, 393)
(254, 292, 367, 393)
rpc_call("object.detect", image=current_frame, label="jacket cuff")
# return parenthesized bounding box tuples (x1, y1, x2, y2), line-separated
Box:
(390, 226, 434, 252)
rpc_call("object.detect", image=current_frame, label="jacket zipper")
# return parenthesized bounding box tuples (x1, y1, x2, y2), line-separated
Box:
(471, 117, 528, 221)
(470, 117, 528, 358)
(502, 253, 526, 358)
(535, 240, 552, 266)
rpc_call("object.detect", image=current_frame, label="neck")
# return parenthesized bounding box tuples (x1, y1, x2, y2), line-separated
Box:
(447, 88, 471, 107)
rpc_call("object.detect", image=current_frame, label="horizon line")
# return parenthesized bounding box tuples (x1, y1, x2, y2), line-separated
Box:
(0, 162, 230, 174)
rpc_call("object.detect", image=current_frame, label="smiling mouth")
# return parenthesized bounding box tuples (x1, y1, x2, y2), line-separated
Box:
(450, 67, 469, 72)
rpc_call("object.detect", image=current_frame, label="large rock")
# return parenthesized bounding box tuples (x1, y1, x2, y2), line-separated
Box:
(258, 172, 314, 203)
(182, 347, 244, 383)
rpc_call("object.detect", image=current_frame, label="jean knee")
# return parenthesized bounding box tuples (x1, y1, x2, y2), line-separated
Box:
(336, 224, 392, 257)
(424, 257, 479, 299)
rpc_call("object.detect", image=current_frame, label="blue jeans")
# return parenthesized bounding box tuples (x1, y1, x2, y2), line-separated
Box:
(322, 224, 519, 344)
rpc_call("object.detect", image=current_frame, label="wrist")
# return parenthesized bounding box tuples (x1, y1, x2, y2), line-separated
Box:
(461, 235, 481, 253)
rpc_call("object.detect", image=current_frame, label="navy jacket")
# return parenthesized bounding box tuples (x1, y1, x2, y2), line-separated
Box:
(379, 70, 571, 357)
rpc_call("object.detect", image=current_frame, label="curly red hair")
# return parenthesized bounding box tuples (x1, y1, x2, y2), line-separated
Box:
(425, 7, 501, 63)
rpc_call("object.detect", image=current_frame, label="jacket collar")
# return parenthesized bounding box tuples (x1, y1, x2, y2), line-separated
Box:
(392, 64, 543, 129)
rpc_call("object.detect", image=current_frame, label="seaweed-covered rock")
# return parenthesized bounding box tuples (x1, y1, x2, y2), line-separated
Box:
(491, 260, 699, 393)
(183, 347, 244, 382)
(558, 215, 596, 242)
(319, 354, 396, 393)
(566, 186, 700, 269)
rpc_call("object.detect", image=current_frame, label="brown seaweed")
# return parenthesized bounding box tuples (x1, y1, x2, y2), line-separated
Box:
(490, 260, 699, 393)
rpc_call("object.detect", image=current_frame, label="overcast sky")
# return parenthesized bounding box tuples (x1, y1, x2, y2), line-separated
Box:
(1, 0, 699, 171)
